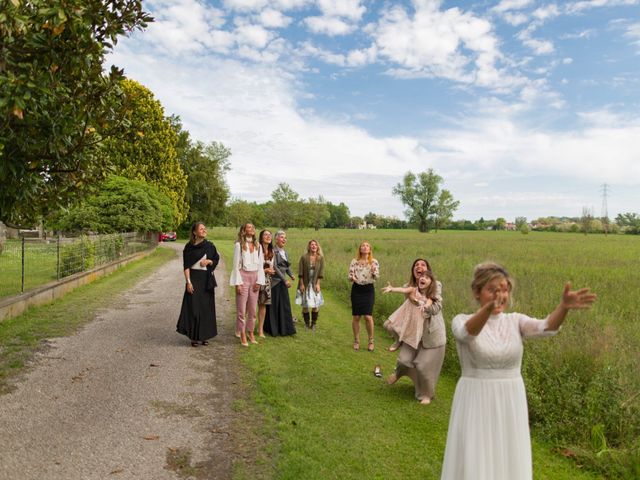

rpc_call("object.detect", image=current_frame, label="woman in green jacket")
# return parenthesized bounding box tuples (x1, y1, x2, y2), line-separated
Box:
(297, 239, 325, 330)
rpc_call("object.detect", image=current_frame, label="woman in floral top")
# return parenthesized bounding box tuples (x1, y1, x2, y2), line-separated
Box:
(348, 241, 380, 351)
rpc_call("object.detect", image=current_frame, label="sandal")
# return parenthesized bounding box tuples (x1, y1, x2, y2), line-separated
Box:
(191, 341, 199, 347)
(368, 339, 375, 352)
(353, 341, 360, 351)
(201, 341, 209, 346)
(388, 340, 401, 352)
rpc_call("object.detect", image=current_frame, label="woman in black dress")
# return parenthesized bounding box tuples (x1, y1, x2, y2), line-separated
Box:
(176, 222, 220, 346)
(348, 241, 380, 351)
(264, 230, 296, 337)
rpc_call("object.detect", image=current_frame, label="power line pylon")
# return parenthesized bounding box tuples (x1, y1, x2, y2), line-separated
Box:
(600, 183, 610, 235)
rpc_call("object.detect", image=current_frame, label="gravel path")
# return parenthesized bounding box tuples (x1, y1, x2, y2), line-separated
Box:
(0, 243, 244, 480)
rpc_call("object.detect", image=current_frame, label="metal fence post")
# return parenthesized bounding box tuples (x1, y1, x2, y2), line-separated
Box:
(21, 237, 25, 293)
(57, 235, 61, 280)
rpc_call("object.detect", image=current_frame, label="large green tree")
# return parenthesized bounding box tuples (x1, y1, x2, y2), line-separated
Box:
(104, 79, 187, 226)
(433, 189, 460, 231)
(392, 169, 459, 232)
(179, 138, 231, 226)
(305, 196, 330, 231)
(267, 183, 303, 229)
(326, 202, 351, 228)
(54, 175, 172, 233)
(0, 0, 152, 227)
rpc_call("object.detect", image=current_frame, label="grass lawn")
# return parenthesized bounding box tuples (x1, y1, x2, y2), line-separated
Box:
(215, 240, 603, 480)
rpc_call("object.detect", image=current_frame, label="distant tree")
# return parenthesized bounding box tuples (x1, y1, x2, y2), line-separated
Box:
(267, 183, 303, 228)
(475, 217, 488, 230)
(104, 79, 187, 227)
(326, 202, 351, 228)
(392, 169, 459, 233)
(350, 216, 363, 228)
(434, 189, 460, 231)
(227, 199, 255, 228)
(305, 197, 330, 231)
(378, 216, 408, 229)
(493, 217, 507, 231)
(363, 212, 381, 227)
(54, 175, 172, 233)
(615, 212, 640, 234)
(181, 140, 231, 226)
(0, 1, 152, 227)
(515, 217, 528, 229)
(580, 207, 594, 235)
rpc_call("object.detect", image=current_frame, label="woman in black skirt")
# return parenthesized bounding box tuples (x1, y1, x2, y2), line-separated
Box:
(348, 241, 380, 351)
(176, 222, 220, 346)
(264, 230, 296, 337)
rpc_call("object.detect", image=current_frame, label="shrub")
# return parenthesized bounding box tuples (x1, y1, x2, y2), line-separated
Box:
(59, 236, 95, 277)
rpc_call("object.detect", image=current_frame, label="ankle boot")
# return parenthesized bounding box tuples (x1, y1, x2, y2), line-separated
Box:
(303, 312, 310, 328)
(311, 311, 318, 331)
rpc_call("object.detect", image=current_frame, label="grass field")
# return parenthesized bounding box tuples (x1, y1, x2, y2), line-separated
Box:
(211, 227, 639, 479)
(1, 228, 635, 478)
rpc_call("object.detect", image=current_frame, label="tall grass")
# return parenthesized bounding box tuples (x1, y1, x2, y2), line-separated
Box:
(211, 227, 640, 477)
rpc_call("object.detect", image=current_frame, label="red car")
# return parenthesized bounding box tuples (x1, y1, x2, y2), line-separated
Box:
(160, 232, 177, 242)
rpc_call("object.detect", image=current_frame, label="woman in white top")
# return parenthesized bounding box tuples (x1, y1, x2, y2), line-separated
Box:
(441, 262, 596, 480)
(229, 223, 265, 346)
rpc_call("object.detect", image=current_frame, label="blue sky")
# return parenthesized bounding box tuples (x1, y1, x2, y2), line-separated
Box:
(107, 0, 640, 221)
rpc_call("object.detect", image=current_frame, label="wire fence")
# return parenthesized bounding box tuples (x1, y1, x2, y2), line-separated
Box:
(0, 232, 158, 299)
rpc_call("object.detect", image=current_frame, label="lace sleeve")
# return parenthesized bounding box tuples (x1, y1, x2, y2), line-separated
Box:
(517, 313, 560, 339)
(452, 314, 473, 343)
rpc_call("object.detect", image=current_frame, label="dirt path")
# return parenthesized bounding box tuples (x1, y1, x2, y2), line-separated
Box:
(0, 243, 244, 480)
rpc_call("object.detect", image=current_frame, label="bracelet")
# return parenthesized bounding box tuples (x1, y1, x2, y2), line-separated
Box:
(186, 279, 191, 284)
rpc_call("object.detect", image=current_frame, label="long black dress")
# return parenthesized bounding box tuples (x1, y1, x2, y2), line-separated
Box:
(264, 247, 296, 337)
(176, 239, 219, 342)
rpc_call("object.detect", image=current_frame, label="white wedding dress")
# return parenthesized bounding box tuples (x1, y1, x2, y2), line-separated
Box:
(441, 312, 558, 480)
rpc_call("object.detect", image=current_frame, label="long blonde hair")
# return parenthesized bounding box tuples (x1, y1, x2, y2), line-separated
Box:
(236, 223, 259, 251)
(306, 239, 323, 258)
(355, 241, 373, 264)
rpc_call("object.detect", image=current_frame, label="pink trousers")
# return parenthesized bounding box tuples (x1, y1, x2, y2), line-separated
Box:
(236, 270, 259, 333)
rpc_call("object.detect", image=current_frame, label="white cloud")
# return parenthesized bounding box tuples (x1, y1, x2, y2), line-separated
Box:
(316, 0, 365, 20)
(502, 12, 529, 26)
(624, 22, 640, 49)
(492, 0, 533, 13)
(258, 8, 293, 28)
(517, 25, 555, 54)
(303, 15, 356, 35)
(369, 1, 527, 91)
(560, 29, 596, 39)
(234, 22, 273, 48)
(566, 0, 639, 14)
(532, 4, 560, 21)
(563, 57, 573, 64)
(142, 0, 228, 55)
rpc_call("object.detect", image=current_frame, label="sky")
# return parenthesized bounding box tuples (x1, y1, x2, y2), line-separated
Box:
(107, 0, 640, 221)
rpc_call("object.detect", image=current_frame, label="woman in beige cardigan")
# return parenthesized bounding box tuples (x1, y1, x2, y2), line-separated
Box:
(387, 258, 446, 405)
(297, 240, 325, 330)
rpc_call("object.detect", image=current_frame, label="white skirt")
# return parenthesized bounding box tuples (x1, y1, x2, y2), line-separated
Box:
(295, 282, 324, 309)
(441, 371, 532, 480)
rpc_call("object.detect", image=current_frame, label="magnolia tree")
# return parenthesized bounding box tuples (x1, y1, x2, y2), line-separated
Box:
(0, 0, 152, 227)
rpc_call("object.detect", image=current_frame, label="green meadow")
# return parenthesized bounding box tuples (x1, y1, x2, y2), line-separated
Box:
(212, 227, 639, 479)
